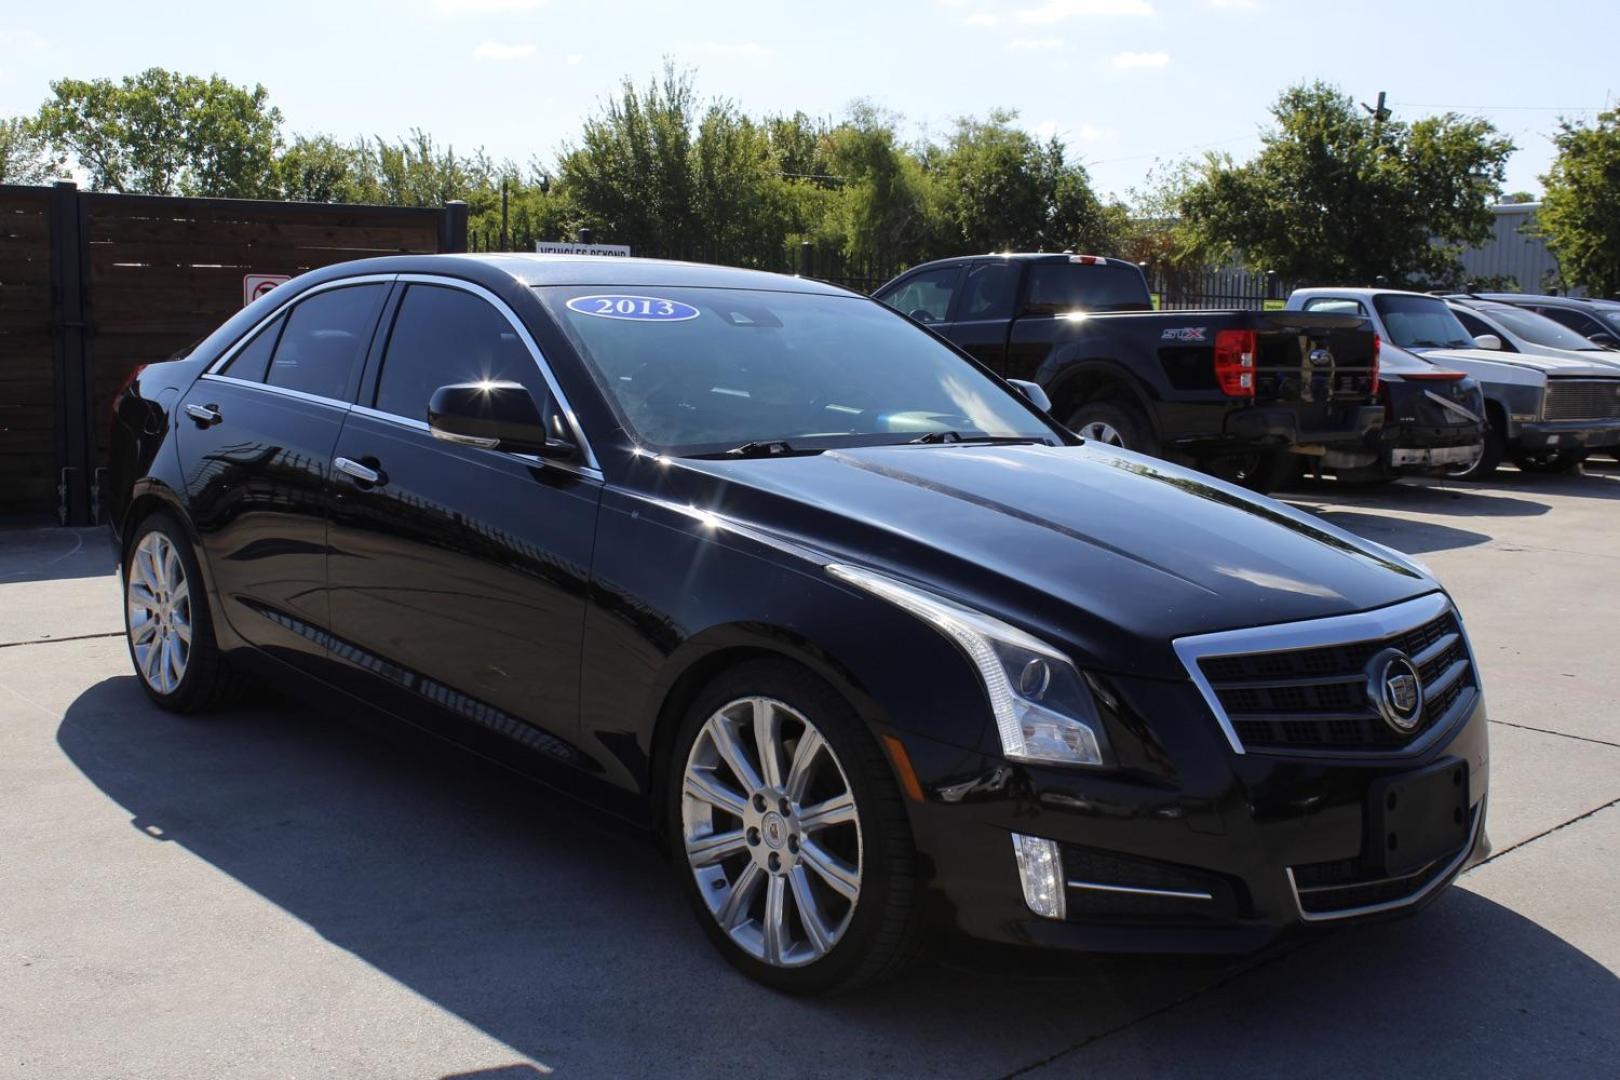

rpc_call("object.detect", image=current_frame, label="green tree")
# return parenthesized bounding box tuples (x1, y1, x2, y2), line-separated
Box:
(819, 101, 938, 266)
(35, 69, 282, 197)
(0, 116, 65, 184)
(1176, 82, 1513, 285)
(277, 134, 375, 203)
(1539, 109, 1620, 296)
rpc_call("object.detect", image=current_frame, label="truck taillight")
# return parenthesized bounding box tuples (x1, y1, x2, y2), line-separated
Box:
(1213, 329, 1257, 397)
(1370, 334, 1381, 394)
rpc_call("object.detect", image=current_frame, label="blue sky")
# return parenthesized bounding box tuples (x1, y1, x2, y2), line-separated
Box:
(1, 0, 1610, 200)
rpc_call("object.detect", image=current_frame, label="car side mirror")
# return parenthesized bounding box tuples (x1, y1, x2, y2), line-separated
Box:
(1472, 333, 1503, 351)
(427, 381, 576, 459)
(1007, 378, 1053, 413)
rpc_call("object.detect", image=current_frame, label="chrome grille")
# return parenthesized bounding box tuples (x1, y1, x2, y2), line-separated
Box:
(1176, 595, 1478, 756)
(1544, 378, 1620, 422)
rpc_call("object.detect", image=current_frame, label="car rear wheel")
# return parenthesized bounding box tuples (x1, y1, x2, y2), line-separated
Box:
(1066, 399, 1157, 456)
(1448, 428, 1503, 481)
(1511, 448, 1587, 474)
(124, 512, 243, 712)
(668, 659, 922, 995)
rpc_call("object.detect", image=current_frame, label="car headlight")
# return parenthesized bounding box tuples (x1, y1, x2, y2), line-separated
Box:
(826, 563, 1110, 767)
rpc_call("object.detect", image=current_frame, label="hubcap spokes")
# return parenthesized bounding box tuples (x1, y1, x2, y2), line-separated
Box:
(127, 533, 191, 694)
(1080, 421, 1124, 447)
(681, 696, 862, 968)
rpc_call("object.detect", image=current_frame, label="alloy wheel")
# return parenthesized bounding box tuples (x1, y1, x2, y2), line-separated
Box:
(680, 696, 863, 968)
(1077, 420, 1125, 446)
(127, 531, 192, 694)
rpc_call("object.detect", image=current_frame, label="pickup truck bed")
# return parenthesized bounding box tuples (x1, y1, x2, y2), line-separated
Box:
(876, 254, 1383, 490)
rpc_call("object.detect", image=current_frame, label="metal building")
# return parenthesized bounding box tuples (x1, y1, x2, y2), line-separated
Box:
(1456, 202, 1575, 295)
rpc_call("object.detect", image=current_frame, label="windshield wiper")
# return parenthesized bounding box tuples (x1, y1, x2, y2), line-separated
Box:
(906, 431, 1048, 446)
(706, 440, 820, 459)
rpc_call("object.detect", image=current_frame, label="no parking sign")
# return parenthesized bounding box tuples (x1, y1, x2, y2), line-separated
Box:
(243, 274, 291, 307)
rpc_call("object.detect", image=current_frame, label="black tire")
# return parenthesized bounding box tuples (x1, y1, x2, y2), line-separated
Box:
(666, 657, 923, 995)
(1065, 398, 1158, 456)
(1511, 448, 1588, 474)
(123, 511, 245, 713)
(1448, 429, 1502, 481)
(1203, 450, 1300, 494)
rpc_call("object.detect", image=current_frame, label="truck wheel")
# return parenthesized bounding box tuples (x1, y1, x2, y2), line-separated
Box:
(1448, 429, 1503, 482)
(1066, 400, 1157, 456)
(1511, 448, 1587, 474)
(1209, 450, 1301, 495)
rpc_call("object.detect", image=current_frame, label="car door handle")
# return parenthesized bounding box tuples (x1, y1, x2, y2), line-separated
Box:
(333, 456, 385, 486)
(184, 403, 222, 427)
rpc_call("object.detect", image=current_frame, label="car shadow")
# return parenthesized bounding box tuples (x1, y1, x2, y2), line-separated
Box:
(0, 524, 117, 583)
(58, 678, 1620, 1077)
(1286, 476, 1554, 519)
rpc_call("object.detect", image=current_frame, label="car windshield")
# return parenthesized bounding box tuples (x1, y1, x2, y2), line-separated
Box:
(1373, 294, 1474, 350)
(536, 285, 1056, 456)
(1479, 304, 1605, 351)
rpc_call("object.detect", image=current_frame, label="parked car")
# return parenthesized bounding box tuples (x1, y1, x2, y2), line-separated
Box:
(1444, 296, 1620, 367)
(108, 254, 1489, 995)
(875, 254, 1383, 492)
(1316, 359, 1486, 484)
(1473, 293, 1620, 351)
(1288, 288, 1620, 477)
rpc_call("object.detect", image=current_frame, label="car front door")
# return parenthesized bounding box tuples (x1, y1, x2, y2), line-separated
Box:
(324, 277, 602, 764)
(939, 260, 1023, 374)
(177, 276, 390, 673)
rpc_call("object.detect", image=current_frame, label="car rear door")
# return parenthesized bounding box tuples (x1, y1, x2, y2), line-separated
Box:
(177, 276, 390, 674)
(323, 276, 602, 762)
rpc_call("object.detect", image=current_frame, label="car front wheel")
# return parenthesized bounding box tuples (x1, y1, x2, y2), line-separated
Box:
(668, 659, 922, 994)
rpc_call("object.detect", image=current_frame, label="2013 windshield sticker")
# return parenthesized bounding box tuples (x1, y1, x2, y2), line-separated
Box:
(566, 295, 700, 322)
(1161, 327, 1207, 342)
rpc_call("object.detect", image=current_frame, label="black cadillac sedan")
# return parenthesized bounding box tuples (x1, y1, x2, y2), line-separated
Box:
(107, 255, 1489, 995)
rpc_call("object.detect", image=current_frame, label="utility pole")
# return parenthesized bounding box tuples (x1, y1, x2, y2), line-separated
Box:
(1361, 90, 1391, 126)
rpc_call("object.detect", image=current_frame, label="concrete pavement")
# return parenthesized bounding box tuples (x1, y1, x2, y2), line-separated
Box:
(2, 465, 1617, 1078)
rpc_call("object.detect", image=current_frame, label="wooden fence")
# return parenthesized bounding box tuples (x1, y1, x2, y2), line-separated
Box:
(0, 183, 466, 524)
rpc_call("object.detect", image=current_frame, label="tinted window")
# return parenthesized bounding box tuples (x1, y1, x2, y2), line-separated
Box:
(879, 267, 962, 323)
(1371, 294, 1473, 350)
(958, 262, 1021, 320)
(1538, 307, 1604, 337)
(219, 315, 285, 382)
(1449, 308, 1514, 350)
(375, 285, 541, 421)
(1023, 263, 1150, 313)
(266, 284, 386, 400)
(1303, 297, 1368, 316)
(537, 286, 1055, 456)
(1478, 305, 1598, 351)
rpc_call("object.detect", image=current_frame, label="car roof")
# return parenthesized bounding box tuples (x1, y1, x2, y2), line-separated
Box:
(291, 252, 856, 296)
(1289, 287, 1435, 300)
(901, 252, 1132, 272)
(1473, 292, 1620, 310)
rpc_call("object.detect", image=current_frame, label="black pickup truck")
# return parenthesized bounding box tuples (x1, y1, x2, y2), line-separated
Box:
(874, 253, 1384, 490)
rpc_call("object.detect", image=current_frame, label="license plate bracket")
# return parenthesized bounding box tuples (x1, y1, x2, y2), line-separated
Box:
(1368, 757, 1470, 878)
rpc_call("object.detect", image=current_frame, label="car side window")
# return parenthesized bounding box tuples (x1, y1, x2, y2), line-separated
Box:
(1452, 309, 1514, 351)
(1538, 307, 1602, 337)
(374, 284, 544, 422)
(218, 315, 285, 383)
(266, 284, 387, 401)
(958, 262, 1021, 320)
(878, 267, 962, 324)
(1303, 297, 1368, 316)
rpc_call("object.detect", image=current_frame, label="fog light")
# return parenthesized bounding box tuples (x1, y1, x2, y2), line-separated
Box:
(1011, 833, 1066, 920)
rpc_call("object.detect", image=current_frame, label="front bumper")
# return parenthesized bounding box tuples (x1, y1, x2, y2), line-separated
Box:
(1515, 418, 1620, 451)
(894, 677, 1490, 955)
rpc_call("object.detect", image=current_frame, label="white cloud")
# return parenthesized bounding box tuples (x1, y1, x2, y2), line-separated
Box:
(964, 11, 1001, 25)
(1016, 0, 1153, 25)
(1075, 122, 1117, 142)
(565, 53, 584, 65)
(699, 41, 774, 58)
(472, 41, 537, 60)
(1111, 50, 1170, 69)
(435, 0, 549, 12)
(1009, 35, 1062, 50)
(1209, 0, 1257, 8)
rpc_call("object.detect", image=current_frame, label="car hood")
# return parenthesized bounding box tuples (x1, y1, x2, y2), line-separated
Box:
(1418, 346, 1620, 378)
(656, 443, 1436, 678)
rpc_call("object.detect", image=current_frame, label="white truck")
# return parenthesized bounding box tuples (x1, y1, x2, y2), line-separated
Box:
(1287, 287, 1620, 477)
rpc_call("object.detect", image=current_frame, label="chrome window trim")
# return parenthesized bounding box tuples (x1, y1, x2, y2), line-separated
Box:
(1285, 799, 1483, 923)
(1172, 592, 1457, 756)
(391, 273, 600, 472)
(204, 273, 398, 378)
(198, 372, 352, 412)
(1065, 880, 1214, 902)
(347, 403, 604, 482)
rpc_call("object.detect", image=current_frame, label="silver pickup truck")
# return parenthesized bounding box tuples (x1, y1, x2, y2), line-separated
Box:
(1287, 287, 1620, 477)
